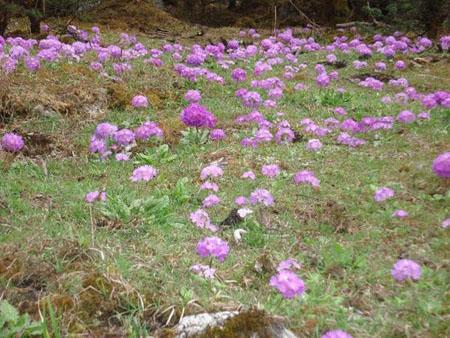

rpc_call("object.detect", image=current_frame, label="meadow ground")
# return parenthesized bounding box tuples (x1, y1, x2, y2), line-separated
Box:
(0, 26, 449, 337)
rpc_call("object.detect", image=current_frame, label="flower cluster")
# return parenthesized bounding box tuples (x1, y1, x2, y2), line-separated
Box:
(180, 103, 217, 128)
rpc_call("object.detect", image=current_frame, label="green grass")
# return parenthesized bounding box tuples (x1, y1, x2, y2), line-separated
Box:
(0, 29, 449, 337)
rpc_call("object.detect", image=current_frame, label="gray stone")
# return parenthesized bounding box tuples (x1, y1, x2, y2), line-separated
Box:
(174, 311, 297, 338)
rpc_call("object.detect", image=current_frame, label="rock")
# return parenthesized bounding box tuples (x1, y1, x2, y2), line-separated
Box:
(176, 311, 238, 338)
(174, 310, 297, 338)
(32, 104, 58, 118)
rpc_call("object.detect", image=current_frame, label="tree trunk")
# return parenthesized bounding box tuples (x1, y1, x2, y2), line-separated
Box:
(29, 15, 41, 34)
(0, 12, 9, 36)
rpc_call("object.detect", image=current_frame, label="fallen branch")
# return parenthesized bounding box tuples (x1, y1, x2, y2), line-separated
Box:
(288, 0, 320, 29)
(336, 21, 373, 28)
(336, 20, 389, 28)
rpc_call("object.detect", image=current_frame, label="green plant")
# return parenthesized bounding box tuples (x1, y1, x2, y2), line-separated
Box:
(0, 300, 44, 337)
(135, 144, 177, 166)
(180, 128, 209, 145)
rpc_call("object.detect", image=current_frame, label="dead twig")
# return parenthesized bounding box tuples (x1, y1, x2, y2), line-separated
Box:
(288, 0, 320, 30)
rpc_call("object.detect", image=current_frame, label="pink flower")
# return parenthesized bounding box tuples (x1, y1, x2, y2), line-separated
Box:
(306, 139, 322, 151)
(200, 181, 219, 192)
(1, 133, 24, 152)
(374, 187, 395, 202)
(210, 129, 226, 141)
(190, 209, 218, 231)
(200, 164, 223, 180)
(190, 264, 216, 279)
(85, 191, 106, 203)
(184, 90, 202, 103)
(242, 171, 256, 180)
(392, 209, 408, 218)
(261, 164, 280, 178)
(395, 60, 406, 70)
(441, 218, 450, 229)
(334, 107, 347, 116)
(391, 259, 421, 282)
(417, 112, 431, 120)
(130, 165, 158, 182)
(277, 258, 301, 272)
(432, 152, 450, 178)
(269, 270, 305, 299)
(397, 110, 416, 124)
(202, 194, 221, 208)
(321, 330, 353, 338)
(250, 189, 274, 206)
(113, 129, 135, 146)
(294, 170, 320, 188)
(316, 73, 330, 87)
(196, 236, 229, 262)
(115, 153, 130, 161)
(235, 196, 248, 206)
(131, 95, 148, 108)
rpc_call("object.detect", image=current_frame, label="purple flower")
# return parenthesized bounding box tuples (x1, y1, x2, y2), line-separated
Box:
(196, 236, 229, 262)
(375, 62, 387, 71)
(417, 112, 431, 120)
(326, 54, 337, 64)
(337, 132, 366, 148)
(432, 152, 450, 178)
(180, 103, 217, 129)
(441, 218, 450, 229)
(277, 258, 301, 272)
(242, 91, 262, 108)
(321, 330, 353, 338)
(113, 129, 135, 146)
(397, 110, 416, 124)
(89, 136, 107, 154)
(261, 164, 280, 178)
(190, 208, 218, 231)
(392, 209, 408, 218)
(130, 165, 158, 182)
(374, 187, 395, 202)
(134, 122, 163, 141)
(391, 259, 421, 282)
(200, 181, 219, 192)
(294, 170, 320, 188)
(334, 107, 347, 116)
(316, 73, 330, 87)
(1, 133, 24, 152)
(24, 57, 40, 72)
(85, 191, 106, 203)
(131, 95, 148, 108)
(269, 270, 305, 299)
(190, 264, 216, 279)
(306, 139, 323, 151)
(395, 60, 406, 70)
(210, 129, 225, 141)
(275, 128, 295, 144)
(115, 153, 129, 161)
(242, 171, 256, 180)
(202, 194, 221, 208)
(200, 164, 223, 180)
(95, 122, 118, 139)
(235, 196, 248, 206)
(184, 90, 202, 103)
(250, 189, 274, 206)
(231, 68, 247, 82)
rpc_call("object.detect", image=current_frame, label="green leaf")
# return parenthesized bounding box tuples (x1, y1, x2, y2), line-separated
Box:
(0, 300, 19, 324)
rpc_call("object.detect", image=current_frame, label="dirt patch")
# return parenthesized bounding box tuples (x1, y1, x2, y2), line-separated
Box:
(0, 66, 108, 123)
(350, 72, 395, 83)
(87, 0, 187, 35)
(294, 200, 357, 234)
